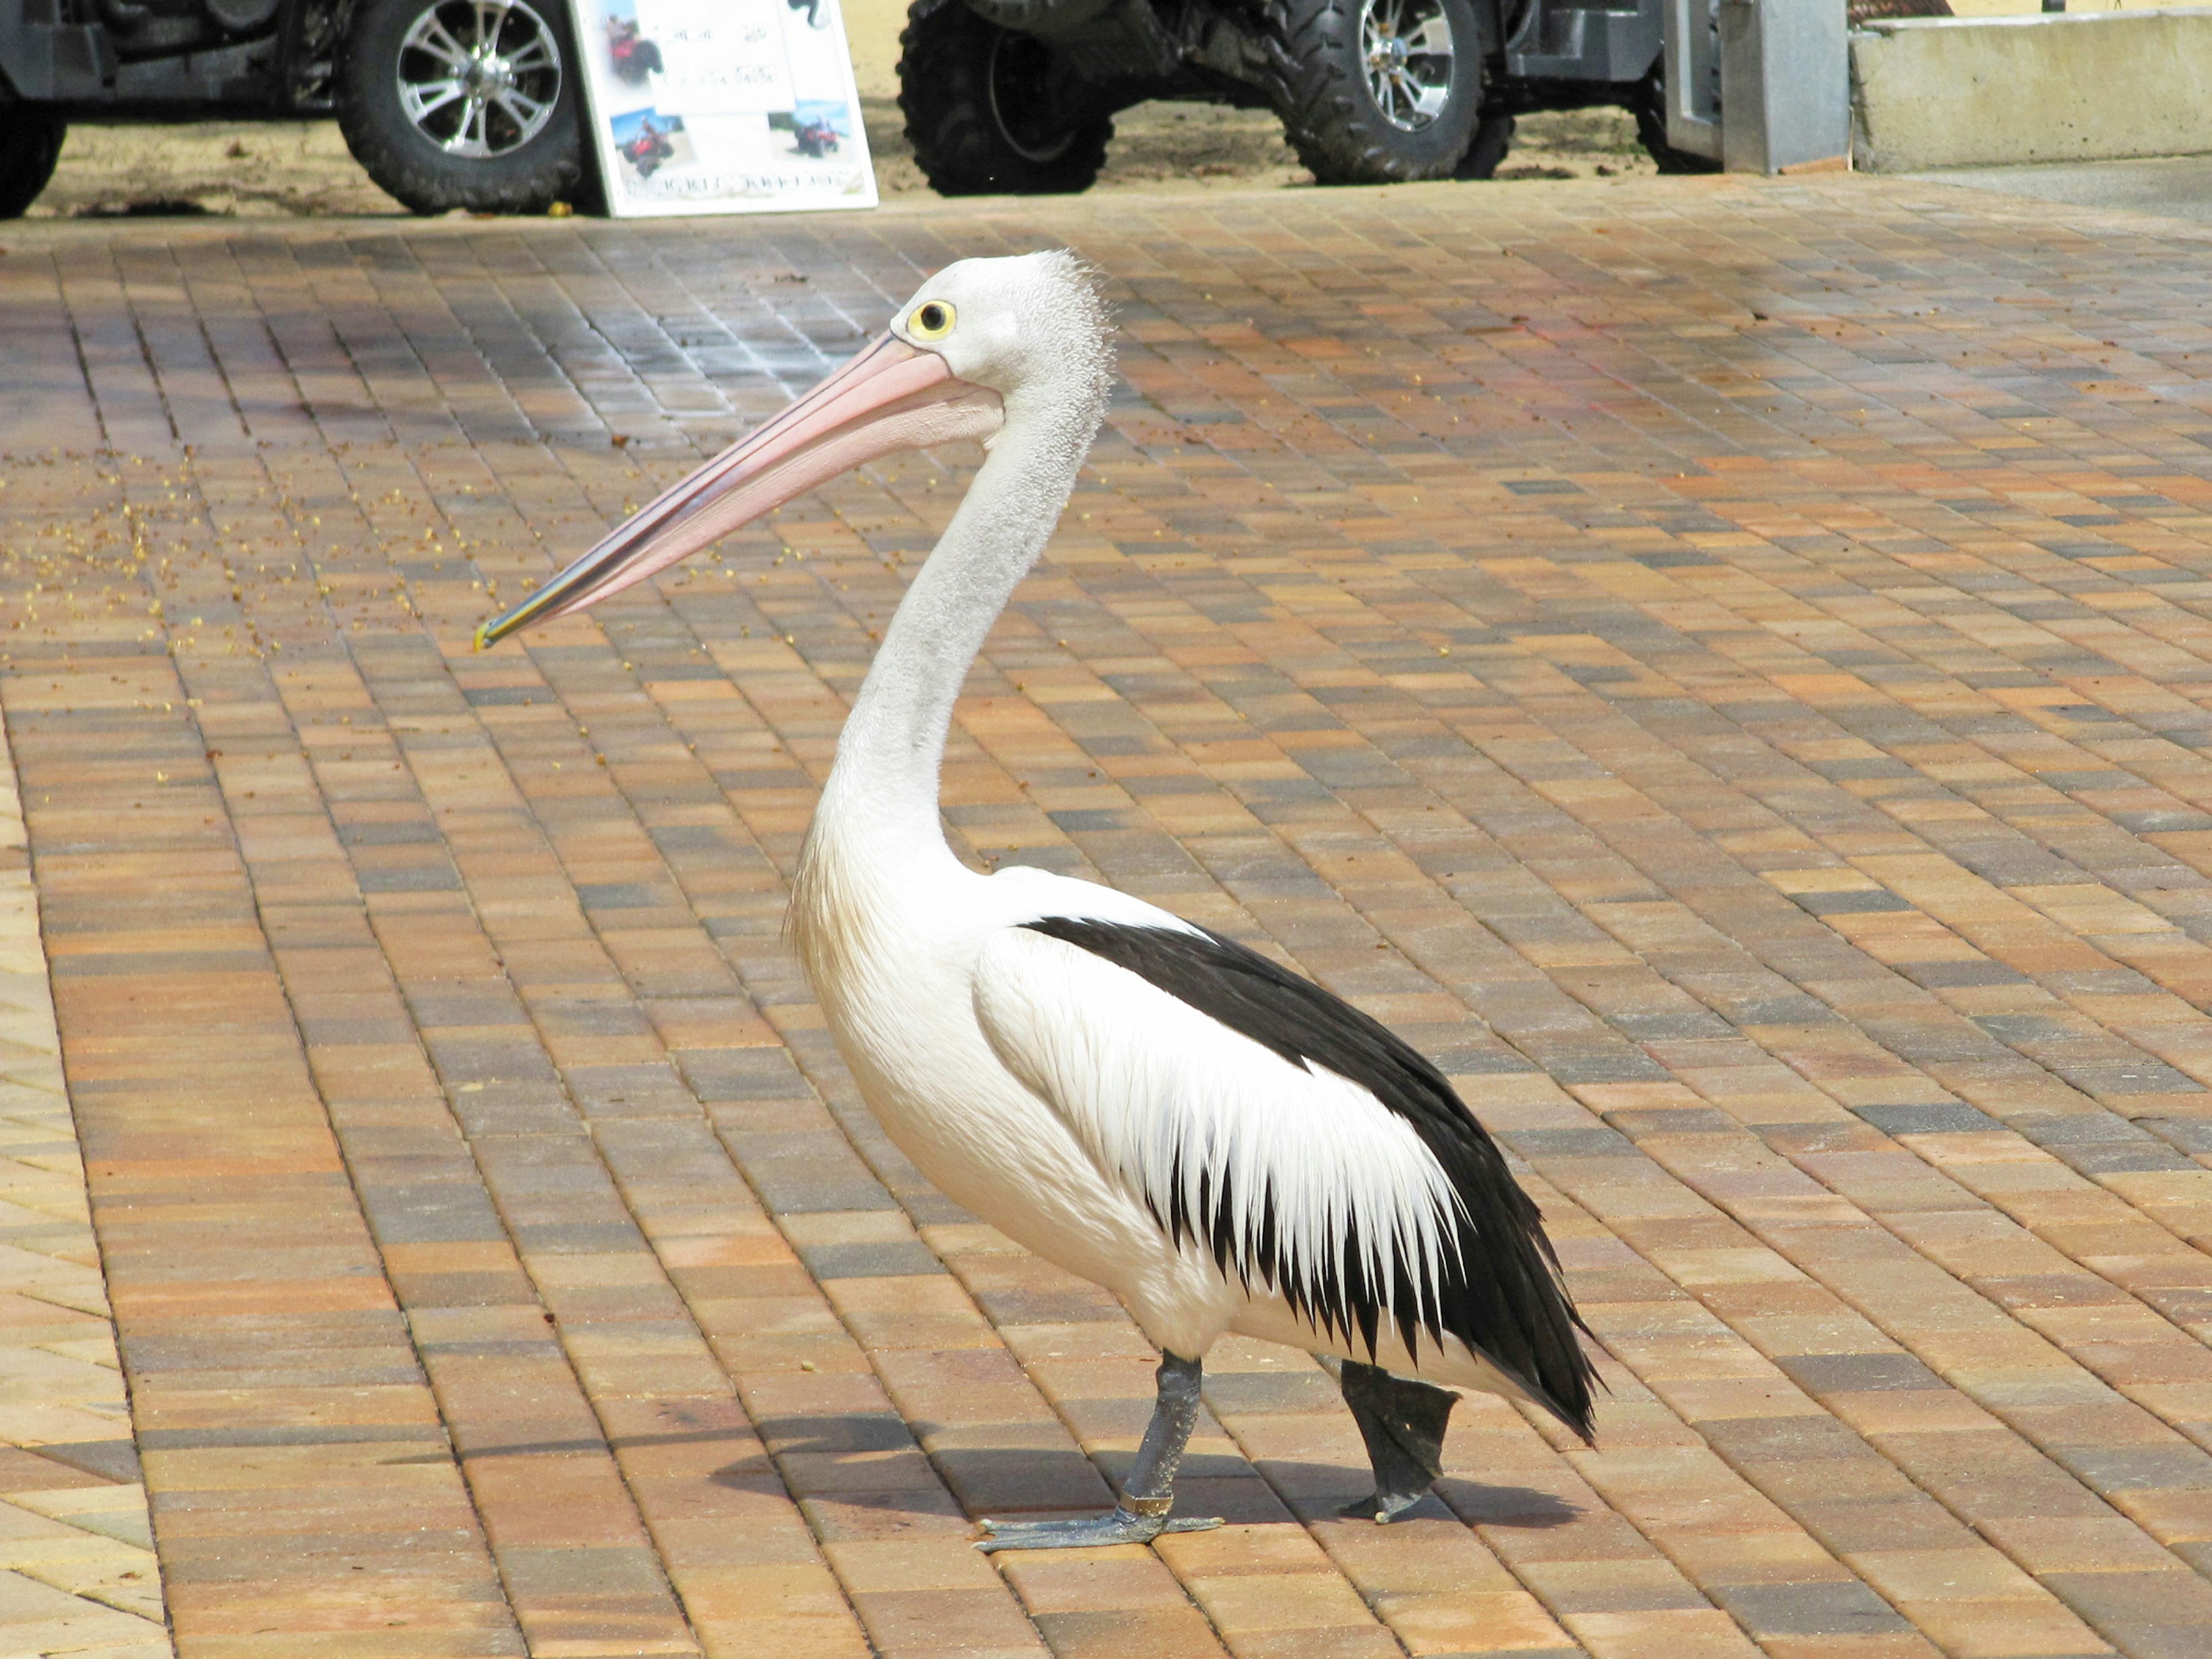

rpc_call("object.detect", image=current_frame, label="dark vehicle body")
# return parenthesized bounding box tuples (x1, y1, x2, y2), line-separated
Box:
(0, 0, 592, 216)
(0, 0, 343, 120)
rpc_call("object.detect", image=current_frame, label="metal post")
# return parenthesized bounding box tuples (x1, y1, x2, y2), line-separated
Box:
(1717, 0, 1851, 173)
(1665, 0, 1724, 164)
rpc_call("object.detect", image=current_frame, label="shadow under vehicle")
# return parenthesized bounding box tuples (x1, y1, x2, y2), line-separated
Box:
(897, 0, 1722, 193)
(0, 0, 593, 216)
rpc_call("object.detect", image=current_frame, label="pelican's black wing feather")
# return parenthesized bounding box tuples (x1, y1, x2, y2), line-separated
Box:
(1022, 916, 1596, 1441)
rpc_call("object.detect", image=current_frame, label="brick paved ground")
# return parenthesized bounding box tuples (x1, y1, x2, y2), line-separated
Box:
(3, 172, 2212, 1657)
(0, 714, 169, 1657)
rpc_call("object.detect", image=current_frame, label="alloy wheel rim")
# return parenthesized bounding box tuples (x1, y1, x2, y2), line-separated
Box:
(1359, 0, 1454, 133)
(397, 0, 563, 160)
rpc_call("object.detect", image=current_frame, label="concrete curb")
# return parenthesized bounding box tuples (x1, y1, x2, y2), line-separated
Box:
(1853, 7, 2212, 171)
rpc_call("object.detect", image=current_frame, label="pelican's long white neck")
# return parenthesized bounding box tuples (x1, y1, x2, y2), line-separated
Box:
(815, 382, 1096, 869)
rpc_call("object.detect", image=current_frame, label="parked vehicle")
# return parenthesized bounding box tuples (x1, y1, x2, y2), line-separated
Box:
(897, 0, 1713, 192)
(0, 0, 1710, 219)
(0, 0, 590, 217)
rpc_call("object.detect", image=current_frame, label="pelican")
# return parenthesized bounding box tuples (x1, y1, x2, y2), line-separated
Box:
(479, 252, 1595, 1548)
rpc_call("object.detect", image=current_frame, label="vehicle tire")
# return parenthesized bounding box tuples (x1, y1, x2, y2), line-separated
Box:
(0, 111, 66, 219)
(336, 0, 589, 215)
(1264, 0, 1481, 185)
(1454, 109, 1512, 179)
(899, 0, 1112, 195)
(1630, 67, 1718, 175)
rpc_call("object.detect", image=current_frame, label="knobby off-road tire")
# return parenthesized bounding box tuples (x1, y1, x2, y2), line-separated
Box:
(336, 0, 590, 215)
(0, 110, 66, 219)
(1454, 109, 1512, 180)
(1265, 0, 1480, 185)
(899, 0, 1112, 195)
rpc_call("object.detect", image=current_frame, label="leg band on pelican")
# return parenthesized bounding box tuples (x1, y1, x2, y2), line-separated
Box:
(976, 1351, 1226, 1551)
(1337, 1358, 1457, 1522)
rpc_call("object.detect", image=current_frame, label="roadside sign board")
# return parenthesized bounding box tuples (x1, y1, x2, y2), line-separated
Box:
(573, 0, 877, 217)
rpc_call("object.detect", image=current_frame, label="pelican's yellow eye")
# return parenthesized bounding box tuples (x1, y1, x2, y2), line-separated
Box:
(908, 300, 956, 340)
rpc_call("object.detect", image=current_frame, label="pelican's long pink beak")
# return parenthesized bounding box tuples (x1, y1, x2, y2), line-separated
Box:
(474, 334, 1003, 649)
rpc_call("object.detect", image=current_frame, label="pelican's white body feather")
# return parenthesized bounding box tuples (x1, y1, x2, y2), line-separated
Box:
(792, 812, 1528, 1400)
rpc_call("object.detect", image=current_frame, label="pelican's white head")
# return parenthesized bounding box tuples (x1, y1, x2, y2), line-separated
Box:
(888, 251, 1113, 426)
(476, 249, 1112, 648)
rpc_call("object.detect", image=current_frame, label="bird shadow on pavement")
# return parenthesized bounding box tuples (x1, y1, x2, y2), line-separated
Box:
(741, 1425, 1582, 1531)
(384, 1419, 1579, 1532)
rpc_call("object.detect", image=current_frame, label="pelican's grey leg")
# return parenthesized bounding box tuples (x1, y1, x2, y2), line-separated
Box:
(1335, 1357, 1456, 1521)
(976, 1351, 1226, 1551)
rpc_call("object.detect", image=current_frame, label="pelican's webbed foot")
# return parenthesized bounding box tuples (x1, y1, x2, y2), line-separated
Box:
(976, 1350, 1225, 1552)
(1335, 1357, 1457, 1522)
(975, 1506, 1222, 1552)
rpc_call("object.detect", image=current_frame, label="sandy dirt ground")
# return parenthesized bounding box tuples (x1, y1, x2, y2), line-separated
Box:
(26, 101, 1653, 219)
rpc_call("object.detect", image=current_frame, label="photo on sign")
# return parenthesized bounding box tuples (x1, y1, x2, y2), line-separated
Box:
(570, 0, 874, 216)
(770, 100, 851, 159)
(609, 107, 695, 181)
(602, 0, 663, 84)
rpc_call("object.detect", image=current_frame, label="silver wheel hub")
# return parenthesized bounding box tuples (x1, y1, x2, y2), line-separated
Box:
(398, 0, 563, 161)
(1359, 0, 1454, 134)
